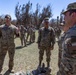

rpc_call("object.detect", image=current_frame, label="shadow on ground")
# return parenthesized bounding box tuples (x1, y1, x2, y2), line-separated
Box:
(15, 46, 23, 49)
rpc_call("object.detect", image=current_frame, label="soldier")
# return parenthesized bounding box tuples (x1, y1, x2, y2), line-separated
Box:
(26, 25, 31, 43)
(37, 17, 55, 69)
(0, 14, 19, 74)
(31, 25, 36, 43)
(19, 25, 27, 47)
(54, 27, 61, 40)
(57, 24, 65, 75)
(57, 2, 76, 75)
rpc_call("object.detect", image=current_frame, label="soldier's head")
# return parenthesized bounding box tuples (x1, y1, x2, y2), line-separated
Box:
(62, 2, 76, 26)
(44, 17, 49, 28)
(5, 14, 11, 25)
(5, 14, 11, 20)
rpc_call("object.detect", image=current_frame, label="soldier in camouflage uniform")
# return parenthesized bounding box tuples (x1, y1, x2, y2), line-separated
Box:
(31, 25, 36, 43)
(19, 25, 27, 47)
(57, 2, 76, 75)
(37, 17, 55, 68)
(57, 23, 64, 69)
(54, 27, 61, 40)
(26, 25, 32, 43)
(0, 15, 19, 74)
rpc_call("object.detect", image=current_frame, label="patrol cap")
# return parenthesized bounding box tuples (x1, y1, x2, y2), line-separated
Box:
(5, 14, 11, 20)
(44, 17, 49, 23)
(63, 2, 76, 14)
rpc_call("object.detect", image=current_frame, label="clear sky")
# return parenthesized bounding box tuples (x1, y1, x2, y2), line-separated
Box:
(0, 0, 76, 20)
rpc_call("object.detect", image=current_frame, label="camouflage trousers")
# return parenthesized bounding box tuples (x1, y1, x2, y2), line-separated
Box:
(57, 58, 76, 75)
(0, 44, 15, 72)
(26, 32, 30, 40)
(20, 35, 26, 46)
(32, 32, 35, 42)
(58, 48, 62, 68)
(39, 46, 51, 66)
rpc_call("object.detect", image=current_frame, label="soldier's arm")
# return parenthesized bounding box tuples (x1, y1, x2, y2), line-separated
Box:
(37, 29, 41, 44)
(51, 28, 55, 48)
(16, 27, 19, 34)
(13, 25, 19, 35)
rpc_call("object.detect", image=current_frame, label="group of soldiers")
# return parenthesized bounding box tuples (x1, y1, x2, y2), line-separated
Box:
(0, 2, 76, 75)
(0, 14, 36, 75)
(17, 24, 36, 47)
(34, 2, 76, 75)
(0, 14, 55, 75)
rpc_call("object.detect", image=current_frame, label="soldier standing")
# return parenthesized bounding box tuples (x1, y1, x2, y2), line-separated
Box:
(0, 14, 19, 74)
(31, 25, 36, 43)
(57, 24, 65, 75)
(57, 2, 76, 75)
(37, 17, 55, 68)
(26, 25, 31, 43)
(19, 25, 27, 47)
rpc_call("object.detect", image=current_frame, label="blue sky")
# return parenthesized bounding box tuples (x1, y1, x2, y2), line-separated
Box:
(0, 0, 76, 20)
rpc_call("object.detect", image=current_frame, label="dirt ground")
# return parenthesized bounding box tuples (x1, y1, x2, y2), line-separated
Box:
(1, 31, 59, 75)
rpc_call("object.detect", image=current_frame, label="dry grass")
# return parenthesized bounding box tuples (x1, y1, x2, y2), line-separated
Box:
(2, 30, 59, 75)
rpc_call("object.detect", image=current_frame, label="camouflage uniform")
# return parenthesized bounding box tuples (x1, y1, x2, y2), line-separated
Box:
(57, 25, 76, 75)
(57, 31, 64, 68)
(37, 26, 55, 68)
(29, 26, 34, 43)
(54, 27, 61, 39)
(57, 32, 65, 75)
(57, 2, 76, 75)
(26, 26, 31, 43)
(31, 25, 36, 42)
(0, 24, 18, 72)
(19, 25, 27, 46)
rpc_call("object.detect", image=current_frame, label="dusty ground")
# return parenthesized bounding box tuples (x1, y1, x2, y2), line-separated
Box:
(1, 31, 59, 75)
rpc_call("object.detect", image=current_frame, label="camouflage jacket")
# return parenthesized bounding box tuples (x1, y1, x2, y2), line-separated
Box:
(0, 24, 18, 46)
(62, 25, 76, 59)
(37, 26, 55, 47)
(19, 25, 27, 35)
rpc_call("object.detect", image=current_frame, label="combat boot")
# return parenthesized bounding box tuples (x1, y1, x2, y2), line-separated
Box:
(7, 69, 14, 73)
(24, 44, 27, 47)
(8, 65, 14, 73)
(38, 60, 42, 68)
(0, 72, 2, 75)
(0, 68, 2, 74)
(47, 62, 50, 68)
